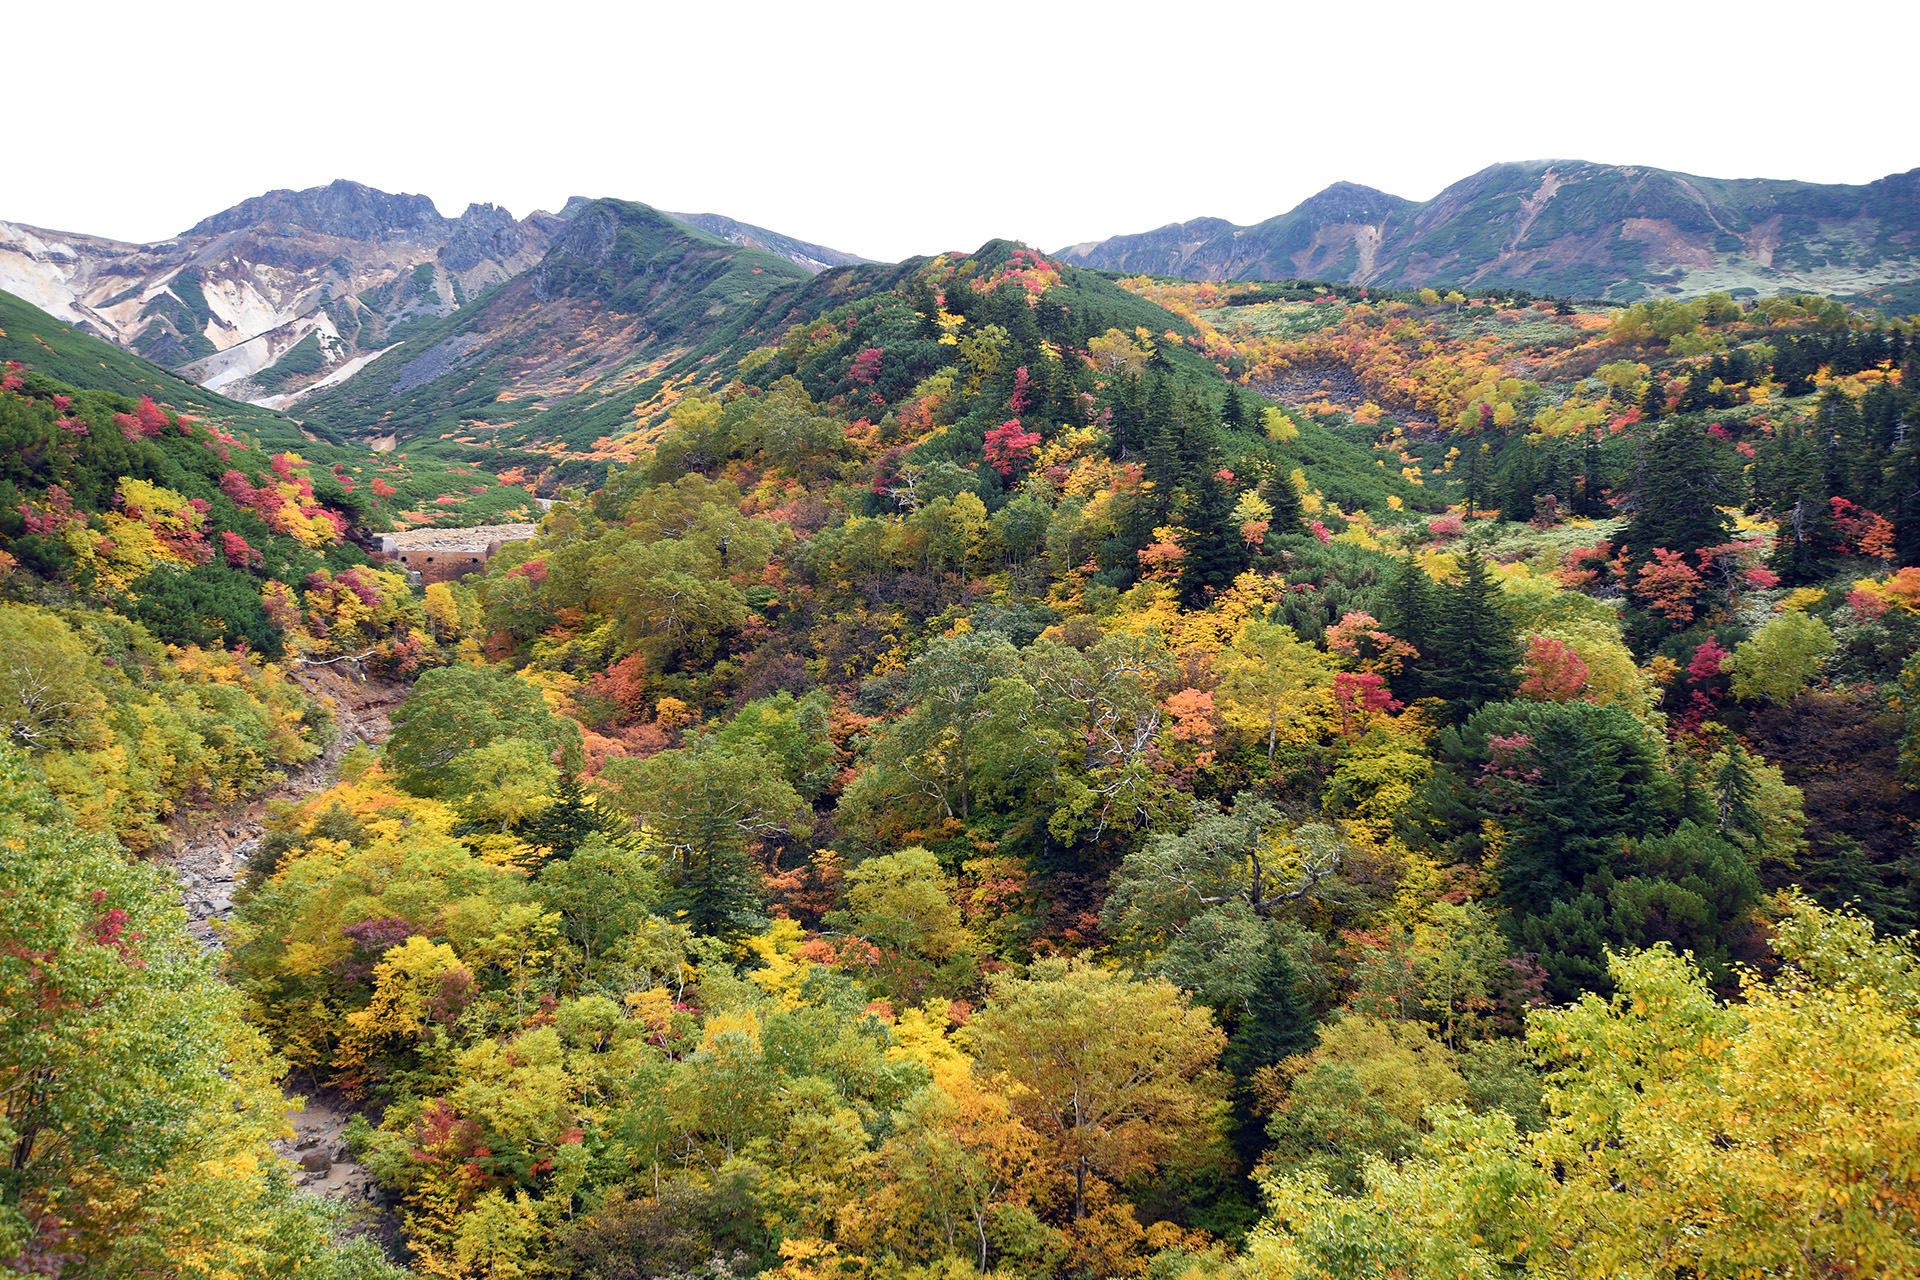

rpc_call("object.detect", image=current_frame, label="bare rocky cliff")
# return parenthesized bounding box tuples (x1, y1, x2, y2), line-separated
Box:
(0, 180, 565, 405)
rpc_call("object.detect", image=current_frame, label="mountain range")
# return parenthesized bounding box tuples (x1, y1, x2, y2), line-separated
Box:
(3, 160, 1919, 439)
(1057, 160, 1920, 305)
(0, 182, 869, 411)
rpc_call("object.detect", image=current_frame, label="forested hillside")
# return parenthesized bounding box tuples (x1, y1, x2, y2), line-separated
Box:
(3, 234, 1920, 1280)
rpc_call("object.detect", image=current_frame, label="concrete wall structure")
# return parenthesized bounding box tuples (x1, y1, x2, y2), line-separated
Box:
(377, 523, 538, 585)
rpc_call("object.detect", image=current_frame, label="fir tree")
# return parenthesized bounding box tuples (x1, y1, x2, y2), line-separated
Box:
(1179, 469, 1250, 607)
(1109, 371, 1145, 453)
(1573, 430, 1609, 517)
(1258, 453, 1308, 545)
(1380, 552, 1439, 703)
(1429, 544, 1520, 719)
(1622, 422, 1735, 565)
(1458, 441, 1494, 519)
(1144, 409, 1181, 521)
(1221, 386, 1247, 430)
(1222, 942, 1317, 1164)
(1497, 443, 1539, 524)
(1711, 741, 1765, 856)
(1177, 390, 1221, 485)
(514, 771, 638, 864)
(1887, 436, 1920, 566)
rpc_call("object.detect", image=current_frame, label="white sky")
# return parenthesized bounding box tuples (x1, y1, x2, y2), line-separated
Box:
(6, 0, 1915, 263)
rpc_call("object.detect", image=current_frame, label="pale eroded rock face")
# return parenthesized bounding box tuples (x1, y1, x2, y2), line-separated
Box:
(0, 180, 564, 402)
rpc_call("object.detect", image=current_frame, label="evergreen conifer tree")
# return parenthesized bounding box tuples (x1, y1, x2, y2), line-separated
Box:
(1222, 943, 1317, 1164)
(1886, 437, 1920, 566)
(1573, 431, 1609, 517)
(1429, 544, 1520, 719)
(1179, 469, 1250, 607)
(1640, 376, 1667, 420)
(1221, 386, 1247, 429)
(1497, 445, 1539, 523)
(1459, 441, 1494, 519)
(1258, 453, 1308, 545)
(1178, 391, 1222, 484)
(1380, 552, 1439, 703)
(1144, 411, 1182, 520)
(1622, 422, 1736, 565)
(514, 771, 638, 864)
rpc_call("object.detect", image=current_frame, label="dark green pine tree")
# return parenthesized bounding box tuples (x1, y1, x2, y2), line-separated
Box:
(1815, 385, 1865, 502)
(1572, 430, 1609, 517)
(1859, 382, 1904, 505)
(1054, 353, 1091, 427)
(906, 279, 942, 341)
(1496, 444, 1539, 524)
(1769, 490, 1842, 585)
(668, 842, 769, 942)
(1640, 374, 1667, 420)
(1764, 430, 1840, 585)
(1802, 837, 1919, 938)
(1178, 468, 1250, 608)
(513, 771, 639, 864)
(1222, 942, 1317, 1165)
(1429, 543, 1520, 720)
(1108, 371, 1146, 453)
(1711, 741, 1765, 856)
(1458, 441, 1494, 519)
(1221, 386, 1248, 430)
(1177, 390, 1221, 485)
(1380, 552, 1440, 704)
(1145, 373, 1177, 449)
(1621, 422, 1736, 565)
(1887, 435, 1920, 566)
(1144, 410, 1182, 522)
(1257, 451, 1308, 547)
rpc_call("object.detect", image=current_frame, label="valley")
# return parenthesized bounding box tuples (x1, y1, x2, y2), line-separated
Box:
(1, 158, 1919, 1280)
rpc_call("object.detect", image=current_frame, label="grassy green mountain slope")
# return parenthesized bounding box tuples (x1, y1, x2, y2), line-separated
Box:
(300, 218, 1424, 514)
(297, 200, 815, 463)
(0, 288, 312, 446)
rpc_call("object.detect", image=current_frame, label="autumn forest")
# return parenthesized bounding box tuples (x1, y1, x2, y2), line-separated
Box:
(3, 194, 1920, 1280)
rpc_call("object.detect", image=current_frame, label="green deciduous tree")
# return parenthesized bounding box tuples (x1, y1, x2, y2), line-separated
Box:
(386, 662, 581, 795)
(0, 746, 392, 1277)
(1728, 609, 1835, 703)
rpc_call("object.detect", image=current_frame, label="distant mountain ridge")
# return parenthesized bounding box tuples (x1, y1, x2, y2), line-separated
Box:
(1058, 161, 1920, 303)
(0, 180, 566, 406)
(663, 212, 877, 272)
(295, 198, 821, 461)
(0, 182, 871, 407)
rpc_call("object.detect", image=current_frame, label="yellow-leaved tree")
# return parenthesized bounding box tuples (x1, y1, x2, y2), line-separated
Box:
(1240, 894, 1920, 1279)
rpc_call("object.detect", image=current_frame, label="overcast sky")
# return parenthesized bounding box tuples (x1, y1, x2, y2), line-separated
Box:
(6, 0, 1915, 263)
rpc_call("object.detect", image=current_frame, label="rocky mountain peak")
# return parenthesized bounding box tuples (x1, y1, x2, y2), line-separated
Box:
(1289, 181, 1413, 226)
(186, 179, 447, 241)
